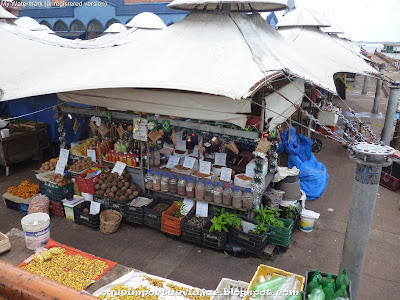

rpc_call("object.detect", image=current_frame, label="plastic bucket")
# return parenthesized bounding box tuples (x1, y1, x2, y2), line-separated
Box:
(21, 213, 50, 250)
(300, 215, 315, 233)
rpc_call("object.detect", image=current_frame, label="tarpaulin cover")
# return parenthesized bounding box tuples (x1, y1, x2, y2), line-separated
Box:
(278, 127, 329, 200)
(19, 238, 118, 290)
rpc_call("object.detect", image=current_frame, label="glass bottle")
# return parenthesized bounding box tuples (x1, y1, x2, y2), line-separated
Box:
(242, 188, 253, 210)
(177, 176, 186, 197)
(223, 184, 233, 206)
(169, 174, 178, 194)
(205, 181, 214, 202)
(186, 177, 195, 198)
(195, 179, 205, 201)
(161, 172, 170, 193)
(152, 171, 161, 191)
(213, 182, 223, 204)
(232, 187, 243, 209)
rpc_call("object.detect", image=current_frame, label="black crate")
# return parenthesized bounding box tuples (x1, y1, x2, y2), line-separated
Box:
(143, 199, 172, 230)
(228, 226, 269, 255)
(75, 217, 100, 230)
(125, 204, 145, 225)
(181, 211, 211, 245)
(108, 198, 127, 217)
(304, 270, 352, 300)
(4, 199, 19, 211)
(279, 206, 301, 229)
(93, 194, 110, 206)
(202, 222, 227, 250)
(39, 182, 73, 202)
(73, 201, 102, 230)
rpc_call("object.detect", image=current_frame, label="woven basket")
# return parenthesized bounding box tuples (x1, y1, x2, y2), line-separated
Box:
(100, 210, 122, 234)
(0, 232, 11, 254)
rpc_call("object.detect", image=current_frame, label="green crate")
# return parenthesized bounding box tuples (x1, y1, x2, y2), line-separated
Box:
(266, 218, 294, 247)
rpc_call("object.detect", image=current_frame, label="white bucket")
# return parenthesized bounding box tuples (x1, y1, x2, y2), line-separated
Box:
(300, 215, 315, 233)
(21, 213, 50, 250)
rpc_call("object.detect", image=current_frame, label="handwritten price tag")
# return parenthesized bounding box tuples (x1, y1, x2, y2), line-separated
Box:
(196, 201, 208, 217)
(182, 198, 194, 215)
(90, 201, 101, 215)
(87, 149, 96, 162)
(59, 148, 69, 165)
(183, 156, 196, 169)
(214, 153, 227, 166)
(112, 161, 126, 176)
(220, 167, 232, 182)
(166, 155, 180, 169)
(246, 164, 256, 178)
(192, 146, 199, 158)
(199, 160, 211, 175)
(55, 160, 66, 175)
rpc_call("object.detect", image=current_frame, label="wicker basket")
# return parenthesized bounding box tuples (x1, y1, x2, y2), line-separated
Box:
(100, 210, 122, 234)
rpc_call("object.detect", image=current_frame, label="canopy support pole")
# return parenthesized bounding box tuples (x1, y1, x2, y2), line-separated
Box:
(381, 82, 400, 145)
(362, 76, 369, 95)
(372, 66, 385, 114)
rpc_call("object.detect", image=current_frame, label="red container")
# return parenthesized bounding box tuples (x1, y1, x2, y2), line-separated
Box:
(318, 125, 337, 135)
(161, 202, 192, 236)
(379, 171, 400, 191)
(50, 200, 65, 218)
(75, 168, 103, 194)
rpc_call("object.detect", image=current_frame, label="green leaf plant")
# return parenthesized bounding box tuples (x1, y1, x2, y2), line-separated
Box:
(209, 208, 242, 233)
(253, 204, 284, 228)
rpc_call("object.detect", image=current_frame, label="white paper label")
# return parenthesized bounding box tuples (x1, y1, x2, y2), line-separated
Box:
(192, 146, 199, 158)
(166, 155, 180, 169)
(199, 161, 211, 175)
(242, 220, 256, 234)
(183, 156, 196, 169)
(90, 201, 101, 215)
(182, 198, 194, 215)
(55, 160, 66, 175)
(220, 167, 232, 182)
(87, 149, 96, 162)
(186, 186, 193, 192)
(246, 164, 256, 178)
(112, 161, 126, 176)
(132, 118, 148, 142)
(214, 153, 227, 166)
(196, 201, 208, 218)
(59, 148, 69, 165)
(176, 132, 187, 151)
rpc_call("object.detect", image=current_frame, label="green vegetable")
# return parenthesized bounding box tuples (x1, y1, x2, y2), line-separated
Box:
(253, 204, 284, 228)
(252, 276, 285, 297)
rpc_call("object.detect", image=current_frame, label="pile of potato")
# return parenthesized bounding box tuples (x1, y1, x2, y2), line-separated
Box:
(95, 170, 139, 201)
(69, 158, 95, 173)
(49, 174, 71, 187)
(39, 158, 59, 173)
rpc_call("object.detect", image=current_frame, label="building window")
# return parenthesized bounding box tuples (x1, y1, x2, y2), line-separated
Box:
(70, 20, 85, 32)
(54, 20, 68, 32)
(40, 21, 51, 29)
(87, 19, 103, 39)
(106, 19, 119, 29)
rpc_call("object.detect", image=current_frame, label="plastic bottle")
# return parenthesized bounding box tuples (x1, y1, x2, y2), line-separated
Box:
(323, 273, 335, 288)
(153, 149, 160, 166)
(334, 285, 349, 299)
(148, 147, 154, 167)
(161, 172, 170, 192)
(144, 169, 153, 189)
(222, 184, 233, 206)
(213, 182, 223, 204)
(195, 179, 205, 201)
(177, 176, 186, 196)
(169, 174, 178, 194)
(322, 283, 336, 300)
(232, 187, 243, 209)
(335, 270, 350, 291)
(242, 188, 253, 210)
(205, 181, 214, 202)
(308, 285, 325, 300)
(312, 270, 324, 285)
(284, 292, 303, 300)
(152, 171, 161, 191)
(252, 276, 285, 294)
(306, 278, 319, 295)
(186, 177, 195, 198)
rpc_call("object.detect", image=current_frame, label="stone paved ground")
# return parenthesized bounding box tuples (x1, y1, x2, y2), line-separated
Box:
(1, 71, 400, 300)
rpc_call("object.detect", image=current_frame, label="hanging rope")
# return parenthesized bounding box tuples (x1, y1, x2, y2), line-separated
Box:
(1, 103, 63, 122)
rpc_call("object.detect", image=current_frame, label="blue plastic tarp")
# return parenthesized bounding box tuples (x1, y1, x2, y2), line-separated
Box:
(278, 127, 329, 200)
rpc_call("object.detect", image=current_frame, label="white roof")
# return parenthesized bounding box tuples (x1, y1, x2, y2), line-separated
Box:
(0, 6, 16, 19)
(321, 23, 345, 34)
(277, 8, 331, 28)
(14, 16, 43, 31)
(167, 0, 288, 12)
(104, 23, 127, 33)
(337, 33, 351, 40)
(125, 12, 166, 29)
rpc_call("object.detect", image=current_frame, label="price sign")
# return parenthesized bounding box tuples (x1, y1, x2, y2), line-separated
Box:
(196, 201, 208, 217)
(182, 198, 194, 215)
(246, 164, 256, 178)
(199, 160, 211, 175)
(242, 220, 256, 234)
(59, 148, 69, 165)
(166, 155, 180, 169)
(183, 156, 196, 169)
(112, 161, 126, 176)
(132, 118, 148, 142)
(192, 146, 199, 158)
(55, 160, 66, 175)
(87, 149, 97, 162)
(90, 201, 101, 215)
(176, 138, 187, 151)
(220, 167, 232, 182)
(214, 153, 227, 166)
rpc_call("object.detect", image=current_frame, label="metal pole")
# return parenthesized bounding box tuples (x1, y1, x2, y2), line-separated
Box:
(340, 143, 394, 299)
(381, 82, 400, 145)
(372, 66, 386, 113)
(260, 98, 265, 131)
(361, 76, 369, 95)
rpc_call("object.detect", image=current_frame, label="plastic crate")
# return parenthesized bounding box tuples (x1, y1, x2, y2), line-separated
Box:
(202, 222, 227, 250)
(379, 170, 400, 191)
(304, 270, 352, 300)
(181, 211, 211, 245)
(39, 182, 73, 202)
(50, 200, 65, 218)
(125, 205, 145, 225)
(62, 199, 84, 221)
(4, 199, 19, 211)
(211, 278, 249, 300)
(266, 218, 294, 247)
(228, 226, 269, 255)
(245, 264, 305, 300)
(18, 203, 29, 215)
(75, 169, 102, 194)
(73, 201, 102, 230)
(144, 200, 172, 230)
(161, 202, 192, 236)
(108, 198, 127, 217)
(93, 194, 110, 206)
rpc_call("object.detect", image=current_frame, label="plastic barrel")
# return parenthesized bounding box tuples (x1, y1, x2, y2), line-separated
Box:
(21, 213, 50, 250)
(300, 215, 315, 233)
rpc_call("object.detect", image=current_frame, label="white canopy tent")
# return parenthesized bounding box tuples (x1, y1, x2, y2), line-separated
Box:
(167, 0, 288, 12)
(125, 12, 167, 29)
(0, 6, 17, 20)
(104, 23, 127, 34)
